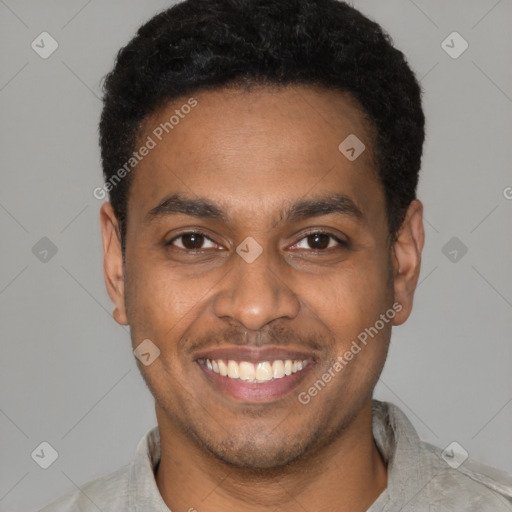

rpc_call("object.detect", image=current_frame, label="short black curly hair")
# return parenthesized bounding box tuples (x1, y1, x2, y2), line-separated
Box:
(99, 0, 424, 251)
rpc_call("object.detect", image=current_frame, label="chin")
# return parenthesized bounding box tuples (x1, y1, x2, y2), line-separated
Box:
(211, 446, 302, 471)
(201, 431, 314, 471)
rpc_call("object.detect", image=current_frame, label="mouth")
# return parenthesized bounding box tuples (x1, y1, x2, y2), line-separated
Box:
(195, 348, 317, 403)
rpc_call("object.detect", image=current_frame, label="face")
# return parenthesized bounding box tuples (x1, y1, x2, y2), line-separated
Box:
(101, 85, 423, 470)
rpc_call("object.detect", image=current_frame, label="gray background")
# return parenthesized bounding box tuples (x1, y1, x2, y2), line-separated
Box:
(0, 0, 511, 510)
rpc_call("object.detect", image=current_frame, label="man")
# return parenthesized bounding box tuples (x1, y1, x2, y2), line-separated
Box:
(40, 0, 512, 510)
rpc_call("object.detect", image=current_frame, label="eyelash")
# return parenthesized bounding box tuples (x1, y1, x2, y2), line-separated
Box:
(166, 231, 348, 252)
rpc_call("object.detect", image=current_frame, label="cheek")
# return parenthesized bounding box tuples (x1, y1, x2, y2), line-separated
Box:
(124, 256, 221, 341)
(302, 256, 391, 335)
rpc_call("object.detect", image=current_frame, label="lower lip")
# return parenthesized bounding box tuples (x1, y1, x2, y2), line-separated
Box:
(198, 362, 314, 403)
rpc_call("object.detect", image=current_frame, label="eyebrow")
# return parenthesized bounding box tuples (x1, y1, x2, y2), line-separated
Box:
(280, 194, 364, 224)
(145, 193, 364, 225)
(146, 194, 227, 223)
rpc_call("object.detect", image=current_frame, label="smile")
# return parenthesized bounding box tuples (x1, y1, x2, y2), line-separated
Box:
(198, 358, 311, 383)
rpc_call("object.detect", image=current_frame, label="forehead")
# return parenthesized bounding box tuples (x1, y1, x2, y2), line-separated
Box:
(128, 85, 383, 225)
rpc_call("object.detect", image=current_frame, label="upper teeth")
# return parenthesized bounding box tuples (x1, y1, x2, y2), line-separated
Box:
(203, 359, 308, 382)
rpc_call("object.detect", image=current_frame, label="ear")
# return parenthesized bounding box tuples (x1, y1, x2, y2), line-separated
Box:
(391, 199, 424, 326)
(100, 202, 128, 325)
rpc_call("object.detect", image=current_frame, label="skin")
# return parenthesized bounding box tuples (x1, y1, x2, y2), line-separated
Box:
(100, 85, 424, 512)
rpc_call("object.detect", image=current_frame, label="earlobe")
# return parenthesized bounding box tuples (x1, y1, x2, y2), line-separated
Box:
(100, 202, 129, 325)
(391, 199, 424, 326)
(112, 306, 127, 325)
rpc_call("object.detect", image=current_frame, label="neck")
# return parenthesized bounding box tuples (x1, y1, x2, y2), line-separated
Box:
(155, 398, 387, 512)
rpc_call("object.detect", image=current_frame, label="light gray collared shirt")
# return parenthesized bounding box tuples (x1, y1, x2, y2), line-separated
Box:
(39, 400, 512, 511)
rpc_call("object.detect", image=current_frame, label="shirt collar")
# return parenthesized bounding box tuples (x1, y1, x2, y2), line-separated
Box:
(129, 424, 170, 511)
(127, 400, 428, 511)
(370, 400, 436, 510)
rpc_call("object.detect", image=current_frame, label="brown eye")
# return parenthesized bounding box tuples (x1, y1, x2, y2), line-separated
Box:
(306, 233, 330, 249)
(181, 233, 205, 249)
(168, 232, 218, 250)
(292, 231, 347, 251)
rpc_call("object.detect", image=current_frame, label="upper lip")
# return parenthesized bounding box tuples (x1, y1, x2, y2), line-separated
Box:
(194, 346, 318, 364)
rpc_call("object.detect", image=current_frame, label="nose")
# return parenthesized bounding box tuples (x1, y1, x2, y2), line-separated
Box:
(212, 250, 300, 331)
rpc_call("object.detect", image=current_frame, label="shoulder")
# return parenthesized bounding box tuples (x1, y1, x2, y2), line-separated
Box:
(372, 400, 512, 511)
(421, 441, 512, 510)
(38, 464, 130, 512)
(38, 425, 163, 512)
